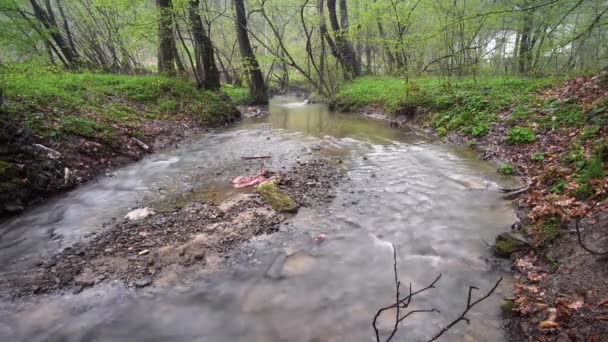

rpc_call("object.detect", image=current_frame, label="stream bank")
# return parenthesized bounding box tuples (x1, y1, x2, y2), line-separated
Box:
(0, 70, 240, 218)
(334, 75, 608, 340)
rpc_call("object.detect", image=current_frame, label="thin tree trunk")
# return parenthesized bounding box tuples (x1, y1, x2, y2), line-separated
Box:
(189, 0, 221, 89)
(157, 0, 177, 76)
(29, 0, 79, 67)
(233, 0, 268, 104)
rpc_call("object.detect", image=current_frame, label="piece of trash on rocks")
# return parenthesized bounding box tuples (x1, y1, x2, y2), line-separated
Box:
(231, 170, 270, 188)
(125, 207, 155, 221)
(138, 249, 149, 256)
(313, 233, 327, 243)
(138, 231, 148, 237)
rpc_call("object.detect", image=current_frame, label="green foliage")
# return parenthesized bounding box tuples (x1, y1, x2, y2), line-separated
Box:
(331, 76, 430, 113)
(509, 104, 534, 122)
(505, 126, 536, 144)
(222, 85, 255, 105)
(1, 64, 238, 140)
(537, 104, 584, 128)
(498, 163, 515, 175)
(157, 99, 178, 113)
(333, 76, 555, 138)
(59, 116, 107, 138)
(549, 179, 566, 194)
(531, 152, 545, 161)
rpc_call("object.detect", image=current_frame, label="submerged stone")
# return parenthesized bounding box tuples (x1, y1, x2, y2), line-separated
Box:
(256, 182, 298, 213)
(494, 232, 529, 258)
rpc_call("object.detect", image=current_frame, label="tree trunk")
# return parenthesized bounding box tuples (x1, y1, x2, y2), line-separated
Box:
(233, 0, 268, 104)
(157, 0, 176, 76)
(518, 1, 535, 74)
(326, 0, 360, 78)
(189, 0, 221, 89)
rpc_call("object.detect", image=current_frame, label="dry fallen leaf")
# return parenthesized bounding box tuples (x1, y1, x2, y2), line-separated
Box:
(538, 320, 560, 329)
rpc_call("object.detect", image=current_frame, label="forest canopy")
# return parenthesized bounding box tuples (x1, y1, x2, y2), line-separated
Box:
(1, 0, 607, 98)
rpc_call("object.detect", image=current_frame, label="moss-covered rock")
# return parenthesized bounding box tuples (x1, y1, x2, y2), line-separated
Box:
(500, 299, 515, 317)
(257, 182, 298, 213)
(494, 232, 529, 258)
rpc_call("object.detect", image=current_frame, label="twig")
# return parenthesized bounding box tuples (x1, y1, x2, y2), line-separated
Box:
(373, 244, 441, 342)
(241, 155, 272, 160)
(373, 244, 503, 342)
(574, 199, 608, 255)
(428, 277, 503, 342)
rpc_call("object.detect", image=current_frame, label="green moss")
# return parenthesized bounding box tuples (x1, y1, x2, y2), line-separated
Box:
(495, 239, 518, 255)
(495, 232, 529, 257)
(257, 182, 298, 213)
(505, 126, 536, 144)
(500, 300, 514, 316)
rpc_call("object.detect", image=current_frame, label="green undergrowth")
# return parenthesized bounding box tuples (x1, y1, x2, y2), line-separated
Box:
(331, 76, 556, 137)
(222, 84, 255, 105)
(0, 63, 238, 142)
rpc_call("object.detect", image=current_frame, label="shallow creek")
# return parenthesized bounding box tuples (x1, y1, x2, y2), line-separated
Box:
(0, 96, 519, 341)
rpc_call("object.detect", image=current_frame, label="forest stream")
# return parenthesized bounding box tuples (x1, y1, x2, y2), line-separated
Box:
(0, 96, 522, 341)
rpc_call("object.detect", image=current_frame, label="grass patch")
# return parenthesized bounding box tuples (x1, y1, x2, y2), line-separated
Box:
(0, 63, 238, 140)
(498, 163, 515, 175)
(332, 76, 556, 137)
(505, 126, 536, 144)
(222, 84, 254, 105)
(531, 152, 545, 161)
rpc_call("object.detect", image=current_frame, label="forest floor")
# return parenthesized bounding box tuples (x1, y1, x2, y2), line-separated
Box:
(0, 159, 341, 298)
(0, 65, 243, 217)
(333, 74, 608, 341)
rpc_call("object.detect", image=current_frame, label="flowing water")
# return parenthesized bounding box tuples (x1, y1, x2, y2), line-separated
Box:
(0, 96, 519, 341)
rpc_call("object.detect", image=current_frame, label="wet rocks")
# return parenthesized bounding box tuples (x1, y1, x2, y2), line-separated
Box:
(124, 207, 155, 221)
(134, 276, 153, 288)
(2, 159, 341, 298)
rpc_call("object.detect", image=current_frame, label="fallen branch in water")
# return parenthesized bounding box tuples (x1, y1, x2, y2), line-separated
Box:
(241, 156, 272, 160)
(373, 244, 502, 342)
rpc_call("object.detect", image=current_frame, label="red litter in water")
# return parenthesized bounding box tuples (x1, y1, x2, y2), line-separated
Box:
(230, 170, 270, 188)
(313, 233, 327, 243)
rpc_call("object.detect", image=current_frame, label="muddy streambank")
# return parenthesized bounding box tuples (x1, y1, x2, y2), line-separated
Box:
(350, 103, 608, 340)
(0, 111, 239, 218)
(0, 159, 341, 298)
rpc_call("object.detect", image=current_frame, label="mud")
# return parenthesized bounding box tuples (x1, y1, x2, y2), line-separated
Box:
(0, 159, 341, 298)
